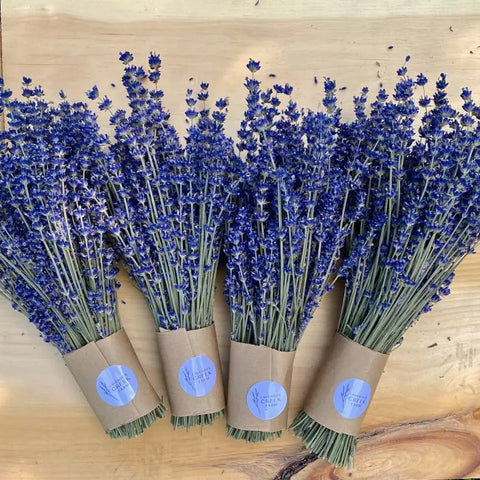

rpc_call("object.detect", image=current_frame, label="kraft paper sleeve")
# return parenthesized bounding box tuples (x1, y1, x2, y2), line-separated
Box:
(64, 328, 161, 432)
(156, 324, 225, 417)
(304, 332, 389, 435)
(227, 342, 296, 432)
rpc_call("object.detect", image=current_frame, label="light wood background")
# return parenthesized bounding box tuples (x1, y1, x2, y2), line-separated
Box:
(1, 2, 480, 479)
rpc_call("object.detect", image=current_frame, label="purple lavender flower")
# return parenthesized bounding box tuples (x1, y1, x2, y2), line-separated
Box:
(0, 79, 120, 354)
(105, 53, 239, 331)
(224, 60, 363, 351)
(337, 66, 480, 353)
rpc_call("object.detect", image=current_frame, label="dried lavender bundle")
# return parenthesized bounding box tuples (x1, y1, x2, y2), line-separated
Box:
(292, 61, 480, 466)
(223, 60, 364, 442)
(104, 53, 237, 429)
(0, 79, 165, 438)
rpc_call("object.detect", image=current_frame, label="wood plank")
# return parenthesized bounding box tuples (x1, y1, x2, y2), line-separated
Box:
(2, 12, 480, 136)
(293, 410, 480, 480)
(1, 4, 480, 479)
(6, 0, 480, 21)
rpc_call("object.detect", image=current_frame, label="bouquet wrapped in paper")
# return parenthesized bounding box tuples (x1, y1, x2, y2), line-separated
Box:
(0, 78, 165, 438)
(104, 53, 238, 428)
(292, 61, 480, 466)
(224, 60, 364, 442)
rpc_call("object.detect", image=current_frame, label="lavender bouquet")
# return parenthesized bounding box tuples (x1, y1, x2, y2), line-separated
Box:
(224, 60, 364, 442)
(292, 63, 480, 466)
(0, 79, 165, 439)
(105, 53, 236, 429)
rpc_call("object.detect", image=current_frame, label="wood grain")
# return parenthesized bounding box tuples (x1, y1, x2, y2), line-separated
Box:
(1, 3, 480, 479)
(294, 410, 480, 480)
(6, 0, 480, 21)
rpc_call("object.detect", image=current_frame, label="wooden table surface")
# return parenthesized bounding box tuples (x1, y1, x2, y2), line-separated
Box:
(1, 2, 480, 479)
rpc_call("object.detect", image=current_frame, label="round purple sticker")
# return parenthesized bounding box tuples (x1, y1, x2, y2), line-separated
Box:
(333, 378, 371, 419)
(247, 381, 288, 420)
(178, 355, 217, 397)
(96, 365, 138, 407)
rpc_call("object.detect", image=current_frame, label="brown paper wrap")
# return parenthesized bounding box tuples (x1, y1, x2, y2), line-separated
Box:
(64, 328, 161, 431)
(156, 324, 225, 417)
(227, 342, 296, 432)
(304, 332, 389, 435)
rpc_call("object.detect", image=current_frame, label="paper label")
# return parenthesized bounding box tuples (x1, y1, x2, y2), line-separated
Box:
(178, 354, 217, 397)
(246, 380, 288, 420)
(333, 378, 372, 419)
(96, 365, 138, 407)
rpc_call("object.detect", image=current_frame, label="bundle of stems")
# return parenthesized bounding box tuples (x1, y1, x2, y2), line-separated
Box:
(224, 60, 364, 442)
(292, 61, 480, 466)
(0, 78, 165, 438)
(104, 52, 237, 428)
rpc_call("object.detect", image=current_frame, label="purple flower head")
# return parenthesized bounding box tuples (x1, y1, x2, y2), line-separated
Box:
(148, 52, 161, 70)
(246, 59, 261, 73)
(86, 85, 99, 100)
(119, 51, 134, 64)
(98, 95, 112, 111)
